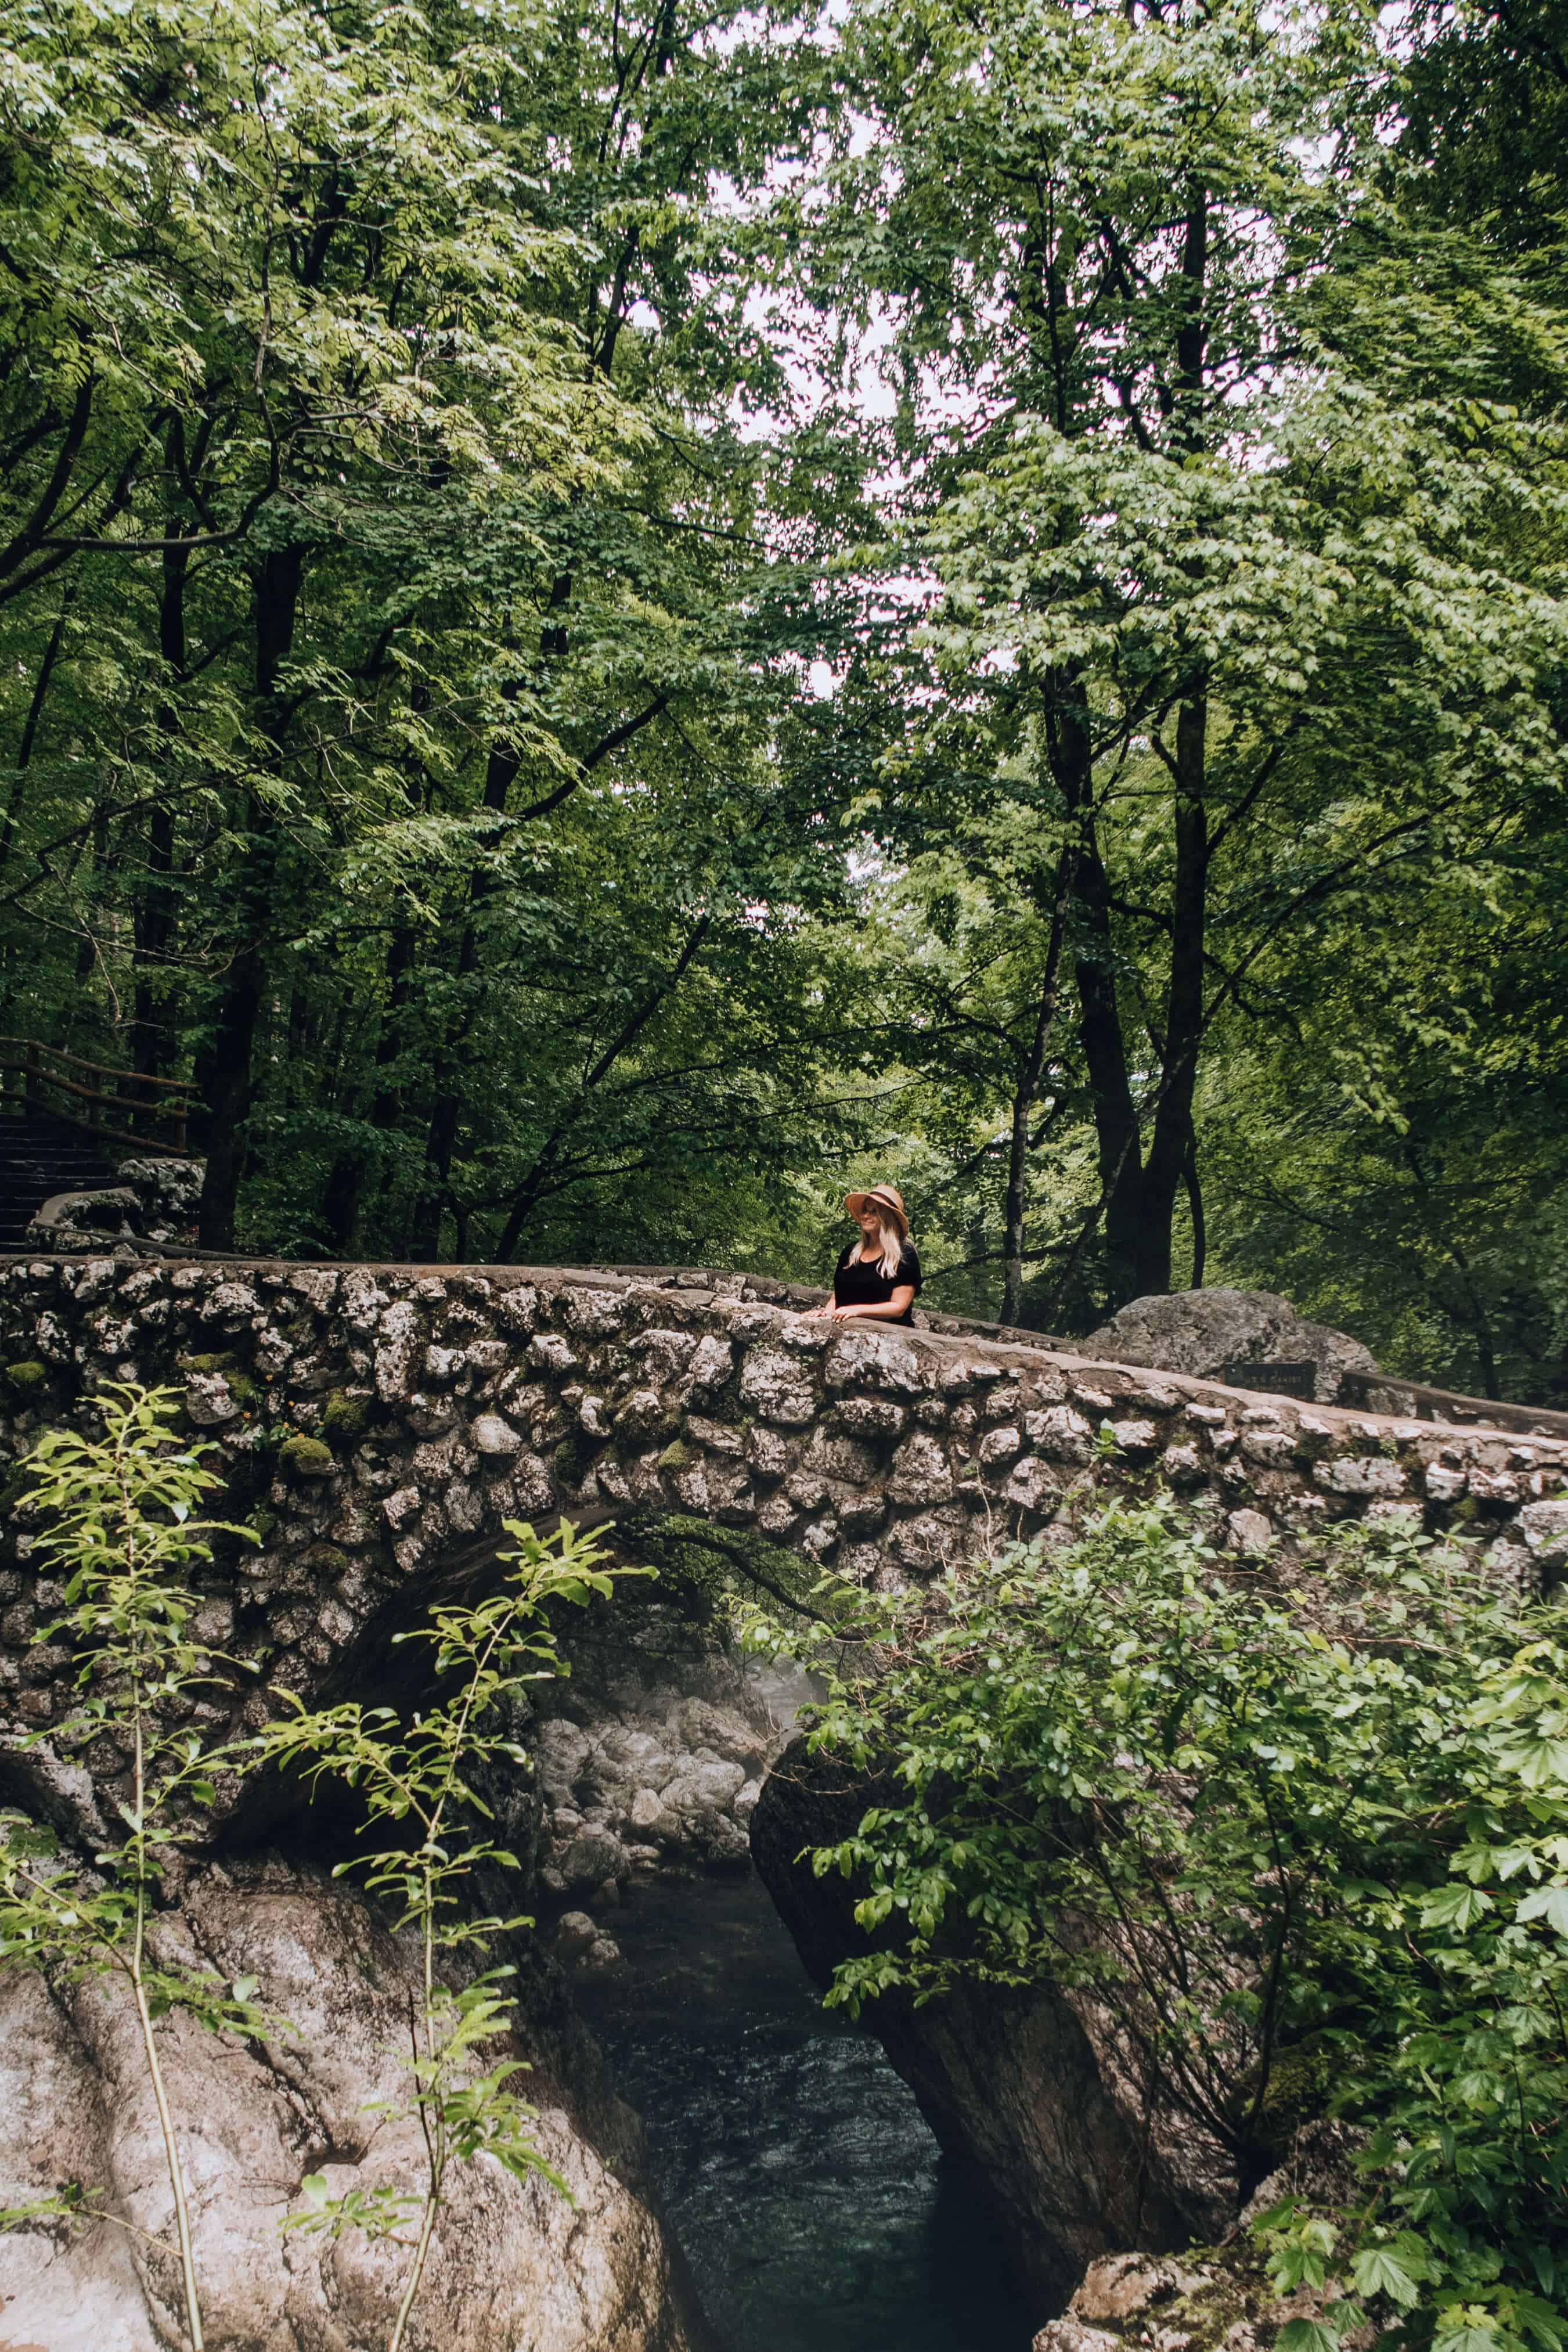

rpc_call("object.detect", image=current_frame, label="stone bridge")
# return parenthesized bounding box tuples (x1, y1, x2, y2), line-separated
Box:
(2, 1254, 1565, 1738)
(3, 1252, 1568, 2352)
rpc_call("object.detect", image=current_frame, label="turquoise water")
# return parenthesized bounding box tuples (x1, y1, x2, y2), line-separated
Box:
(571, 1867, 1037, 2352)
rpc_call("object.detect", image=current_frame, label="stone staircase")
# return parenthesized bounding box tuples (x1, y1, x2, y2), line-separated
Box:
(0, 1110, 117, 1254)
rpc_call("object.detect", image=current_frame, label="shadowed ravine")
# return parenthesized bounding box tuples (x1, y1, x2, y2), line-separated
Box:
(569, 1868, 1036, 2352)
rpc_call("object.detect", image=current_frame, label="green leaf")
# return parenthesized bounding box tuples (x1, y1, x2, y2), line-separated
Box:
(1277, 2321, 1342, 2352)
(1515, 1886, 1568, 1938)
(1353, 2246, 1426, 2308)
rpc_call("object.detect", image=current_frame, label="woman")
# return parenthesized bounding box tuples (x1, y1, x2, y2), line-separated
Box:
(806, 1184, 923, 1324)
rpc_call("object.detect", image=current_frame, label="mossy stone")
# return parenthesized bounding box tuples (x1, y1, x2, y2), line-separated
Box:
(657, 1438, 694, 1472)
(302, 1543, 351, 1579)
(1, 1362, 48, 1395)
(279, 1434, 336, 1480)
(179, 1350, 234, 1377)
(321, 1391, 373, 1445)
(1254, 2032, 1339, 2154)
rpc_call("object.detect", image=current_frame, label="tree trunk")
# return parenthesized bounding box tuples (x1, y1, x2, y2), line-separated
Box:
(134, 478, 189, 1089)
(1047, 183, 1213, 1314)
(321, 923, 416, 1253)
(198, 543, 303, 1248)
(0, 596, 70, 883)
(1000, 841, 1075, 1327)
(1050, 676, 1144, 1309)
(1184, 1123, 1206, 1290)
(408, 676, 528, 1259)
(1131, 692, 1209, 1296)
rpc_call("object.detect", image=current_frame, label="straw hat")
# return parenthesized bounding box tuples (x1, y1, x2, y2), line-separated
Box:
(844, 1183, 909, 1235)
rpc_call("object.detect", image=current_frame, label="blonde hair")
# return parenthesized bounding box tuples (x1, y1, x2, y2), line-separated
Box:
(855, 1215, 907, 1281)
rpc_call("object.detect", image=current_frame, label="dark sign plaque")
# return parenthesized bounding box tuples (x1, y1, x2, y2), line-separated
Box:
(1221, 1358, 1318, 1402)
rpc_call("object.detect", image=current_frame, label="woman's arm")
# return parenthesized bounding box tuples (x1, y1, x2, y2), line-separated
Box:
(830, 1285, 915, 1323)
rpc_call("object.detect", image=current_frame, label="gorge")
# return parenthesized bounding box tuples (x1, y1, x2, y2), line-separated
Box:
(0, 1252, 1562, 2352)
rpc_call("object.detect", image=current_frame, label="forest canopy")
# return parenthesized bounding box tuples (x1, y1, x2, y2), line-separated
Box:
(2, 0, 1565, 1402)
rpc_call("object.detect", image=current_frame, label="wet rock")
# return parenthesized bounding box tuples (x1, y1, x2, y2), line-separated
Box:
(561, 1827, 628, 1891)
(556, 1908, 600, 1957)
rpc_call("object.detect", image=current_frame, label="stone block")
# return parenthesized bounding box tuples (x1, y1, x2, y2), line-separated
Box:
(1026, 1405, 1094, 1464)
(1159, 1442, 1207, 1487)
(1519, 1499, 1568, 1566)
(745, 1424, 791, 1479)
(1239, 1428, 1293, 1464)
(492, 1283, 539, 1334)
(738, 1346, 816, 1425)
(470, 1411, 522, 1457)
(1107, 1418, 1160, 1457)
(832, 1396, 906, 1440)
(823, 1329, 922, 1395)
(688, 1334, 736, 1391)
(1003, 1457, 1059, 1512)
(1314, 1455, 1407, 1497)
(528, 1332, 578, 1374)
(1227, 1508, 1274, 1555)
(978, 1424, 1023, 1468)
(887, 1431, 954, 1505)
(561, 1287, 626, 1337)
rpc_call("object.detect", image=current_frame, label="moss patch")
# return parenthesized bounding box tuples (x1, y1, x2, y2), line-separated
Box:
(657, 1438, 695, 1472)
(321, 1391, 373, 1445)
(301, 1543, 351, 1580)
(279, 1434, 336, 1480)
(1, 1361, 48, 1395)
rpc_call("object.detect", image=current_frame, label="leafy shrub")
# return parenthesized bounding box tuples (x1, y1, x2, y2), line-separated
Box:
(747, 1505, 1568, 2352)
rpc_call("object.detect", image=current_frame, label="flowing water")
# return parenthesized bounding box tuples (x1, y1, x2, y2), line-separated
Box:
(571, 1866, 1037, 2352)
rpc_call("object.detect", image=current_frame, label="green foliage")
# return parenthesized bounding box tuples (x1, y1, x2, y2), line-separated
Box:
(748, 1507, 1568, 2351)
(251, 1517, 650, 2352)
(3, 0, 1568, 1399)
(0, 1386, 261, 2350)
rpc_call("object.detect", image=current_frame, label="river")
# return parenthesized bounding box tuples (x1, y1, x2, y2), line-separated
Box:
(571, 1865, 1037, 2352)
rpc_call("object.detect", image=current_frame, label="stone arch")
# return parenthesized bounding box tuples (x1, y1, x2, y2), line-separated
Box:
(1, 1251, 1562, 1778)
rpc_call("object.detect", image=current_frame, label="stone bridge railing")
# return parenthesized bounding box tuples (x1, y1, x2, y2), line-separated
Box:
(2, 1253, 1566, 1748)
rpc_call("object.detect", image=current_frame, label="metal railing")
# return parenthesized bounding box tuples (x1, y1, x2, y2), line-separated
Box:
(0, 1036, 200, 1155)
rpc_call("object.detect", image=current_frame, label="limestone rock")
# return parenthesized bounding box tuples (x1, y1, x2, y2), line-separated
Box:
(1084, 1288, 1377, 1404)
(0, 1870, 697, 2352)
(886, 1431, 954, 1505)
(738, 1346, 816, 1425)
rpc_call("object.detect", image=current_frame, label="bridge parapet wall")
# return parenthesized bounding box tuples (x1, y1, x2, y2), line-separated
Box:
(2, 1255, 1565, 1762)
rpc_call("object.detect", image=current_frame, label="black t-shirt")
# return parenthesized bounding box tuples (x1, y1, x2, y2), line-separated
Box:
(832, 1241, 923, 1324)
